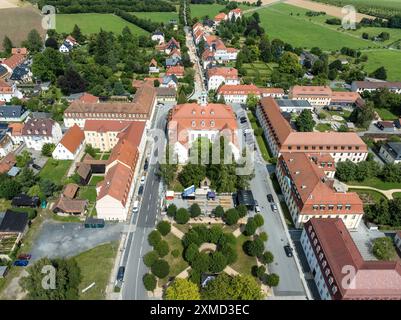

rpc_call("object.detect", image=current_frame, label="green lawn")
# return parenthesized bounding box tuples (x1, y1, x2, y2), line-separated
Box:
(101, 153, 110, 161)
(375, 108, 399, 120)
(250, 3, 374, 50)
(362, 50, 401, 82)
(280, 200, 295, 228)
(39, 160, 72, 184)
(0, 199, 11, 212)
(392, 192, 401, 199)
(242, 62, 273, 86)
(230, 234, 257, 276)
(78, 186, 97, 203)
(88, 176, 104, 187)
(130, 11, 178, 23)
(348, 177, 401, 190)
(315, 123, 332, 132)
(349, 188, 387, 204)
(247, 111, 272, 162)
(56, 13, 149, 35)
(75, 242, 118, 300)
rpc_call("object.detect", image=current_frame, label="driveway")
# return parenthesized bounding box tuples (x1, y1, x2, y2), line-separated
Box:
(30, 220, 123, 261)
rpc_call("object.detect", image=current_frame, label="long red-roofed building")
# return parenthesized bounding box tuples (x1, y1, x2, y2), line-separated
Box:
(301, 218, 401, 299)
(217, 84, 284, 103)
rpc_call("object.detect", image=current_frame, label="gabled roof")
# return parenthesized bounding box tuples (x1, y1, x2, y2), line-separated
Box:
(207, 67, 238, 80)
(79, 92, 99, 104)
(162, 74, 178, 85)
(165, 65, 185, 76)
(214, 12, 227, 21)
(53, 197, 87, 214)
(62, 183, 79, 199)
(0, 210, 28, 233)
(0, 105, 27, 118)
(11, 48, 28, 55)
(149, 58, 158, 67)
(58, 124, 84, 154)
(1, 54, 26, 70)
(22, 118, 55, 137)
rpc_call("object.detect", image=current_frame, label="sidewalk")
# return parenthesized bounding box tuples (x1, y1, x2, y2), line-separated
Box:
(105, 232, 126, 300)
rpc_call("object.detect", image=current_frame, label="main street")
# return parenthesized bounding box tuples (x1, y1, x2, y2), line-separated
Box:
(121, 103, 170, 300)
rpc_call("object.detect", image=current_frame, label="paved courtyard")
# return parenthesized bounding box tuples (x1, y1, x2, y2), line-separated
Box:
(30, 220, 124, 261)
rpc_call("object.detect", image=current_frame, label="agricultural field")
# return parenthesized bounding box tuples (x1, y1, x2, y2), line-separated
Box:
(250, 3, 373, 50)
(130, 11, 179, 23)
(362, 49, 401, 81)
(56, 13, 148, 35)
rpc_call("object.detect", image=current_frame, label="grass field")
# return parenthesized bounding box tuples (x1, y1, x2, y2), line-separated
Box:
(230, 234, 257, 276)
(375, 107, 399, 120)
(130, 11, 178, 23)
(242, 61, 275, 86)
(362, 50, 401, 81)
(349, 188, 387, 204)
(56, 13, 148, 35)
(75, 242, 118, 300)
(348, 177, 401, 190)
(315, 123, 332, 132)
(393, 192, 401, 199)
(311, 0, 401, 16)
(39, 159, 72, 185)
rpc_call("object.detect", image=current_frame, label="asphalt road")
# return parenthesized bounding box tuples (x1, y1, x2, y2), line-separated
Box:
(121, 105, 170, 300)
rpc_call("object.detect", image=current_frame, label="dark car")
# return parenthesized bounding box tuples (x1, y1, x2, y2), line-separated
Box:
(18, 254, 32, 260)
(267, 194, 274, 203)
(271, 203, 278, 212)
(138, 185, 144, 196)
(144, 159, 149, 171)
(117, 266, 125, 282)
(239, 116, 247, 123)
(284, 245, 293, 257)
(32, 164, 41, 170)
(13, 260, 29, 267)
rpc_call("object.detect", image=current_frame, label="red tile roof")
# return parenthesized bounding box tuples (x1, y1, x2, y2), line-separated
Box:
(79, 93, 99, 104)
(214, 12, 227, 21)
(218, 84, 260, 95)
(166, 65, 185, 77)
(11, 48, 28, 55)
(0, 152, 16, 174)
(1, 54, 26, 70)
(7, 123, 24, 136)
(290, 85, 332, 98)
(59, 124, 84, 154)
(331, 91, 361, 103)
(84, 120, 132, 133)
(305, 218, 401, 299)
(207, 67, 238, 80)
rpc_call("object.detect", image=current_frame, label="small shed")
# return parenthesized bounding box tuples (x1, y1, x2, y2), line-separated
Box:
(84, 217, 105, 228)
(236, 190, 255, 210)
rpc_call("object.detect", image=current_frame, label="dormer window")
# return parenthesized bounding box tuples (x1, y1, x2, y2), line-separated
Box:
(210, 120, 215, 127)
(210, 110, 215, 115)
(201, 110, 205, 115)
(192, 110, 196, 115)
(201, 121, 205, 127)
(192, 121, 196, 127)
(332, 285, 337, 294)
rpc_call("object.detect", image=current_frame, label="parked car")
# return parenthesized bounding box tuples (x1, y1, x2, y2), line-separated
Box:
(254, 200, 261, 213)
(240, 116, 247, 123)
(132, 200, 139, 213)
(267, 194, 274, 203)
(117, 266, 125, 282)
(140, 175, 146, 185)
(144, 159, 149, 171)
(138, 185, 144, 196)
(271, 203, 278, 212)
(32, 164, 41, 170)
(13, 260, 29, 267)
(284, 245, 293, 257)
(17, 254, 32, 260)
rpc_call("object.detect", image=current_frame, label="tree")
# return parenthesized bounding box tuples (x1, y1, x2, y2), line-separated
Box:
(260, 251, 274, 264)
(243, 238, 265, 257)
(41, 143, 56, 157)
(167, 204, 177, 218)
(278, 52, 303, 76)
(184, 243, 199, 263)
(45, 37, 58, 50)
(258, 232, 268, 242)
(370, 66, 387, 80)
(213, 205, 225, 218)
(175, 208, 190, 224)
(0, 179, 21, 200)
(157, 221, 171, 236)
(252, 265, 266, 278)
(23, 29, 43, 53)
(264, 273, 280, 287)
(189, 203, 201, 218)
(16, 150, 32, 168)
(246, 94, 259, 112)
(2, 36, 13, 54)
(335, 160, 357, 182)
(209, 251, 227, 273)
(243, 218, 257, 236)
(191, 252, 210, 273)
(372, 237, 397, 261)
(143, 273, 157, 291)
(84, 144, 97, 158)
(21, 257, 81, 300)
(57, 68, 86, 95)
(165, 278, 201, 300)
(178, 164, 206, 188)
(148, 230, 162, 247)
(154, 240, 169, 257)
(32, 48, 65, 81)
(253, 214, 264, 227)
(40, 179, 59, 197)
(224, 208, 240, 226)
(236, 204, 247, 218)
(143, 251, 159, 267)
(71, 24, 85, 43)
(151, 259, 170, 278)
(296, 109, 315, 132)
(16, 167, 38, 192)
(208, 225, 223, 244)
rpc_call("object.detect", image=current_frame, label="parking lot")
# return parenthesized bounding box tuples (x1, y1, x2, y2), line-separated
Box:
(29, 220, 123, 261)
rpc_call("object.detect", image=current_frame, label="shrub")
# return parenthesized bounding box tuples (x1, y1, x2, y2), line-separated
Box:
(184, 243, 199, 263)
(243, 218, 257, 236)
(191, 252, 210, 272)
(154, 240, 169, 257)
(171, 249, 180, 258)
(188, 268, 201, 285)
(182, 229, 202, 247)
(236, 204, 248, 218)
(372, 237, 397, 261)
(251, 265, 266, 278)
(260, 251, 274, 264)
(143, 273, 157, 291)
(253, 214, 264, 227)
(265, 273, 280, 287)
(208, 225, 223, 244)
(167, 204, 177, 217)
(213, 205, 225, 218)
(189, 203, 202, 218)
(259, 232, 268, 242)
(218, 233, 237, 247)
(175, 208, 190, 224)
(193, 225, 209, 243)
(243, 238, 265, 257)
(151, 259, 170, 279)
(157, 221, 171, 236)
(224, 208, 240, 226)
(209, 251, 227, 273)
(143, 251, 159, 267)
(148, 230, 162, 247)
(220, 244, 238, 264)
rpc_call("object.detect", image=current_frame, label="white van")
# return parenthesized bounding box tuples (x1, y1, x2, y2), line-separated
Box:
(132, 201, 139, 213)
